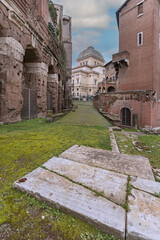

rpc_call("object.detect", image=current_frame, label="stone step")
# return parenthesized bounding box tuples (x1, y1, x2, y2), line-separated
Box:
(127, 189, 160, 240)
(60, 145, 154, 180)
(42, 157, 127, 205)
(13, 167, 126, 240)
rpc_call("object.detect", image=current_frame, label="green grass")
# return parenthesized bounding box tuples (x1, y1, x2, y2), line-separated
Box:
(115, 132, 160, 169)
(0, 103, 116, 240)
(59, 101, 111, 126)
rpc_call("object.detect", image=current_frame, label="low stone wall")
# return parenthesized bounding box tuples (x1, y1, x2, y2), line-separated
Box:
(94, 91, 160, 128)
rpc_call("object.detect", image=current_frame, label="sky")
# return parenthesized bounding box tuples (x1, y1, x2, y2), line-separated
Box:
(52, 0, 125, 67)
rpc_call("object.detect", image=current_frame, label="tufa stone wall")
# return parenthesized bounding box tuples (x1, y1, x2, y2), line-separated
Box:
(0, 0, 71, 123)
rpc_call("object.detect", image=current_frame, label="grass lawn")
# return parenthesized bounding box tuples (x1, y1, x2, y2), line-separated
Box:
(114, 130, 160, 170)
(0, 102, 118, 240)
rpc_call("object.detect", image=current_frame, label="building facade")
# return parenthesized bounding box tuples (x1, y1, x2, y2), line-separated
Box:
(94, 0, 160, 128)
(98, 61, 117, 93)
(72, 46, 105, 100)
(0, 0, 72, 123)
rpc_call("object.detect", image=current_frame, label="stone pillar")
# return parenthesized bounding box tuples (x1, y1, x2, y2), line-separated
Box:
(58, 79, 64, 112)
(47, 74, 59, 113)
(0, 37, 25, 123)
(24, 63, 48, 118)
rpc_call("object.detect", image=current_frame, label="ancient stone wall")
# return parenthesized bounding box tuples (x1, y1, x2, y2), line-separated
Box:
(94, 91, 160, 128)
(0, 0, 71, 123)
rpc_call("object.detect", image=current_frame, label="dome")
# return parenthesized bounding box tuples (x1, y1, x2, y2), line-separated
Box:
(77, 46, 104, 61)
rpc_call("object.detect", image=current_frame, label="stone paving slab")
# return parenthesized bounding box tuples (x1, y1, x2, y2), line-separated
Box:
(127, 189, 160, 240)
(60, 145, 154, 180)
(43, 157, 127, 205)
(13, 167, 126, 240)
(131, 177, 160, 195)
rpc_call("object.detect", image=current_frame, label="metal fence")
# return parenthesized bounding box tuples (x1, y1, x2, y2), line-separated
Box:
(47, 92, 52, 111)
(21, 88, 37, 120)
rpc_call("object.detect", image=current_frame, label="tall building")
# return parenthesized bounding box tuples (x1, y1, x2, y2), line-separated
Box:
(72, 46, 105, 100)
(94, 0, 160, 128)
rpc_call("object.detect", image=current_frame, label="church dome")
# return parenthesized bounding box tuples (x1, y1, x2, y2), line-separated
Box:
(77, 46, 104, 61)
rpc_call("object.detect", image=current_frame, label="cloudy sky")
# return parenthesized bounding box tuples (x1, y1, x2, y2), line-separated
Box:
(52, 0, 124, 67)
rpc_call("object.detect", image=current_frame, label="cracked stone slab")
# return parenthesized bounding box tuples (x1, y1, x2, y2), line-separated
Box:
(13, 167, 125, 240)
(131, 177, 160, 195)
(127, 189, 160, 240)
(60, 145, 154, 180)
(43, 157, 127, 205)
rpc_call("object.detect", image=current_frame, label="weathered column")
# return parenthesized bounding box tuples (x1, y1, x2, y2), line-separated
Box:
(47, 74, 59, 113)
(0, 37, 24, 123)
(24, 63, 48, 118)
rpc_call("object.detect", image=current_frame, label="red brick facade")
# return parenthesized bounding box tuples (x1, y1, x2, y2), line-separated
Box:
(94, 0, 160, 128)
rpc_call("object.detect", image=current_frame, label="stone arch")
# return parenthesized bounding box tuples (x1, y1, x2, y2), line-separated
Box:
(120, 108, 131, 126)
(21, 46, 48, 119)
(107, 86, 115, 92)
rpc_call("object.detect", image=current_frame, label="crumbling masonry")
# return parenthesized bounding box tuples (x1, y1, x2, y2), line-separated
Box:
(0, 0, 72, 123)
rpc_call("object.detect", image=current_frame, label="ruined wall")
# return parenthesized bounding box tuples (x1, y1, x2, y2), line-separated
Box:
(94, 91, 160, 128)
(0, 0, 70, 123)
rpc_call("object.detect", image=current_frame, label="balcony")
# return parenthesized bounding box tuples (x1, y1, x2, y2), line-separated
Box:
(112, 51, 130, 66)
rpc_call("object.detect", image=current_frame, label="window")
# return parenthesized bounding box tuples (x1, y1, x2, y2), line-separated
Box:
(86, 61, 88, 65)
(138, 2, 143, 15)
(106, 66, 109, 71)
(103, 70, 105, 75)
(137, 32, 143, 46)
(89, 89, 91, 92)
(77, 93, 79, 96)
(77, 78, 79, 84)
(94, 61, 96, 65)
(95, 80, 97, 85)
(77, 88, 79, 91)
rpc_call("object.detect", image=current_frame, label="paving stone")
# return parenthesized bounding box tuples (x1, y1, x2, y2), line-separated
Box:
(131, 177, 160, 195)
(13, 167, 126, 240)
(127, 189, 160, 240)
(43, 157, 127, 205)
(60, 145, 154, 180)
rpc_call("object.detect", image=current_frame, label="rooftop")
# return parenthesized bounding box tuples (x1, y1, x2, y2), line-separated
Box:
(77, 46, 104, 62)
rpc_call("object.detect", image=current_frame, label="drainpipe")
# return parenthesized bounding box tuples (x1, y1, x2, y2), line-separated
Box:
(156, 100, 157, 127)
(140, 99, 142, 128)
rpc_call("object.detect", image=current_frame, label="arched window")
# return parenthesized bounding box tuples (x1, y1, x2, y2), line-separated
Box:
(107, 86, 115, 92)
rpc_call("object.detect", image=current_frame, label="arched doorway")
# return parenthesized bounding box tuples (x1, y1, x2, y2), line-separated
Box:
(21, 47, 40, 120)
(121, 108, 131, 126)
(107, 86, 115, 92)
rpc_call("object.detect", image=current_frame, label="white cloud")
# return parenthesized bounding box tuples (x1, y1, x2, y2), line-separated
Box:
(52, 0, 124, 66)
(53, 0, 124, 29)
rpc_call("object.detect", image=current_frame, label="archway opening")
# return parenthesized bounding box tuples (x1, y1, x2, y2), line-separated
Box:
(121, 108, 131, 126)
(21, 47, 40, 120)
(107, 86, 115, 92)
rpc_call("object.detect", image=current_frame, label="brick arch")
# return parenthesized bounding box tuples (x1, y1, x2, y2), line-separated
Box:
(23, 46, 43, 63)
